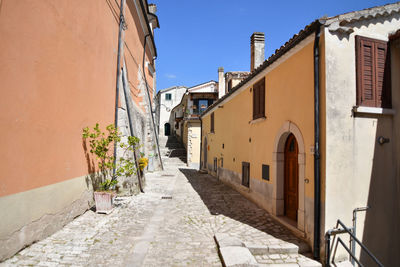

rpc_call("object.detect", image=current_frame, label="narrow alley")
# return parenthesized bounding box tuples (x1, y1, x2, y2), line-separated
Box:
(2, 137, 320, 267)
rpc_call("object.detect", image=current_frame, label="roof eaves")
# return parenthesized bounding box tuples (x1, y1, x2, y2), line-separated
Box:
(326, 2, 400, 33)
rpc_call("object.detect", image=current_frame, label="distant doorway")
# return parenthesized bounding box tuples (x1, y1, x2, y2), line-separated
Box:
(164, 123, 171, 136)
(284, 133, 299, 221)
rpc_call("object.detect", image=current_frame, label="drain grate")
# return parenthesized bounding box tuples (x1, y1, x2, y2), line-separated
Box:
(161, 196, 173, 199)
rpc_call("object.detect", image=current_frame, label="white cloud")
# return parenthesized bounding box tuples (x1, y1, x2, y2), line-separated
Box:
(165, 73, 176, 79)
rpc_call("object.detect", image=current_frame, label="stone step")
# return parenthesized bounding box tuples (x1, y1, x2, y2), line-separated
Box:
(214, 233, 321, 267)
(244, 242, 298, 255)
(332, 260, 353, 267)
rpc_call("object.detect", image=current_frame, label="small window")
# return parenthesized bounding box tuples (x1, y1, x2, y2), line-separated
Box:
(210, 112, 215, 133)
(262, 164, 270, 181)
(356, 36, 391, 108)
(242, 162, 250, 187)
(165, 93, 172, 100)
(253, 78, 265, 119)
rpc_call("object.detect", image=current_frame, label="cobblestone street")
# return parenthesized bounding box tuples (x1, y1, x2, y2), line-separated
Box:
(2, 138, 315, 267)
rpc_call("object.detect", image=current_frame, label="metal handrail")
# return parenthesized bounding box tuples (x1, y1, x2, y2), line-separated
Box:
(325, 219, 384, 267)
(336, 237, 364, 267)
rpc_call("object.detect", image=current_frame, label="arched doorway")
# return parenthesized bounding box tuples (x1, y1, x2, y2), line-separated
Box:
(284, 133, 299, 221)
(272, 121, 306, 231)
(164, 123, 171, 136)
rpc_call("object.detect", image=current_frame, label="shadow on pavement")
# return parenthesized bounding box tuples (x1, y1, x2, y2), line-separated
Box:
(179, 168, 311, 253)
(165, 136, 187, 163)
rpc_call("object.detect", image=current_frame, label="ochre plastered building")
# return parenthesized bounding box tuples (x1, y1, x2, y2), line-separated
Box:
(0, 0, 160, 260)
(201, 3, 400, 265)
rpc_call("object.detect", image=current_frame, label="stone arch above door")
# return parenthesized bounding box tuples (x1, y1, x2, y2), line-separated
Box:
(272, 121, 306, 232)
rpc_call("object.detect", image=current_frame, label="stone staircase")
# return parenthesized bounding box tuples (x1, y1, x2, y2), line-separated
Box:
(158, 136, 187, 165)
(215, 233, 322, 267)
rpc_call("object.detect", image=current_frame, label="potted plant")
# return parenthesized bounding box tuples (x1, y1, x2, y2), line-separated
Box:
(82, 123, 141, 213)
(93, 179, 118, 214)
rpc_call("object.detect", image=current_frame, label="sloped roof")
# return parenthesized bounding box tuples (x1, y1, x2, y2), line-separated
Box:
(157, 85, 187, 96)
(201, 2, 400, 118)
(326, 1, 400, 33)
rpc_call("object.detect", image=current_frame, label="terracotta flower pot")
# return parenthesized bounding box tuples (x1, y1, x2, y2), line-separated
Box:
(94, 191, 115, 214)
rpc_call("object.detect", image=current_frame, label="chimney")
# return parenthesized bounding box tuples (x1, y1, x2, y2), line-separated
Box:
(148, 4, 157, 14)
(250, 32, 265, 72)
(218, 67, 225, 99)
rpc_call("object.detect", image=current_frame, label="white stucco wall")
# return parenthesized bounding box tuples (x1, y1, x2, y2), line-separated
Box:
(324, 14, 400, 266)
(157, 86, 186, 136)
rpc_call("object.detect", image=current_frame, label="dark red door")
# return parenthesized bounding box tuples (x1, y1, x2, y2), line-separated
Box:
(284, 134, 299, 221)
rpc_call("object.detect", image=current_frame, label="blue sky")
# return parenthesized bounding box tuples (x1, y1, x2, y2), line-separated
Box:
(152, 0, 396, 90)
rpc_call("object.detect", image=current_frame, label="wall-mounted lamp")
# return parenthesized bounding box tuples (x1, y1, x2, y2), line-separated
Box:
(377, 136, 390, 145)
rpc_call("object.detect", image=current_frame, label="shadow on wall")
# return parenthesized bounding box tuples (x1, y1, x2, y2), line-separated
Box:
(360, 115, 400, 267)
(178, 168, 310, 252)
(82, 138, 102, 191)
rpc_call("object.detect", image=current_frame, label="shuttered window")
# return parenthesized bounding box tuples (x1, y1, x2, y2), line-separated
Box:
(356, 36, 391, 108)
(210, 112, 215, 133)
(253, 77, 265, 119)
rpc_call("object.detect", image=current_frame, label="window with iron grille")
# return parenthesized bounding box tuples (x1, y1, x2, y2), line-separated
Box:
(262, 164, 270, 181)
(356, 36, 391, 108)
(242, 162, 250, 187)
(253, 77, 265, 119)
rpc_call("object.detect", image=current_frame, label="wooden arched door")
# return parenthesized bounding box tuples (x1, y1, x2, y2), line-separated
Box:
(284, 133, 299, 221)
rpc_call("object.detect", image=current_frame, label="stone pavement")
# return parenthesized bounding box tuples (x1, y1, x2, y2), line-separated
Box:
(2, 136, 319, 267)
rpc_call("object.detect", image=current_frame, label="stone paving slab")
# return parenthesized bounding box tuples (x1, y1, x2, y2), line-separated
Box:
(2, 138, 318, 267)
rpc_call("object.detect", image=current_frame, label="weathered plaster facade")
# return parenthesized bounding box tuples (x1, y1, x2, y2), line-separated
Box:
(202, 34, 317, 244)
(323, 7, 400, 265)
(0, 0, 159, 261)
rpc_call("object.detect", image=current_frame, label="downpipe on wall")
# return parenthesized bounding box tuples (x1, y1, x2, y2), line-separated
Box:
(113, 0, 126, 178)
(143, 34, 164, 170)
(313, 24, 321, 261)
(121, 65, 144, 193)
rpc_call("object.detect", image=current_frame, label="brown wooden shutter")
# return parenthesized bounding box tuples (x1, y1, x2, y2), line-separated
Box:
(252, 78, 265, 119)
(356, 36, 375, 107)
(376, 42, 391, 108)
(356, 36, 391, 108)
(259, 79, 265, 116)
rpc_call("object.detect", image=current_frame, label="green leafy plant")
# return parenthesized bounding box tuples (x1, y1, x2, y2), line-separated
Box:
(82, 123, 120, 182)
(100, 179, 118, 191)
(82, 123, 143, 191)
